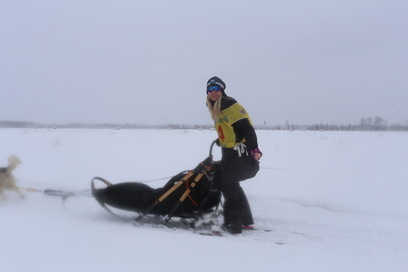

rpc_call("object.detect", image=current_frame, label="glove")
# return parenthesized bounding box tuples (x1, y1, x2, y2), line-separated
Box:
(250, 148, 262, 161)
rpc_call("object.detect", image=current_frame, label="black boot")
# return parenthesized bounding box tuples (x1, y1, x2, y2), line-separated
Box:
(222, 223, 242, 234)
(238, 186, 254, 226)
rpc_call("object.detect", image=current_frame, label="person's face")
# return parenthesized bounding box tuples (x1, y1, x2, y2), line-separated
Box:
(208, 90, 222, 101)
(207, 85, 222, 101)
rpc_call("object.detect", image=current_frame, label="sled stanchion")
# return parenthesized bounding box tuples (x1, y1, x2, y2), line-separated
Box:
(162, 172, 206, 224)
(158, 172, 193, 203)
(135, 171, 195, 222)
(193, 179, 217, 228)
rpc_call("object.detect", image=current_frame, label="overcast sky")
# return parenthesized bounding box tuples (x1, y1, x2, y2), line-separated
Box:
(1, 0, 407, 126)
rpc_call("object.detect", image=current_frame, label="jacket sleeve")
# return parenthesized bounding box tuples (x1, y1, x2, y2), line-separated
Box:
(232, 118, 259, 151)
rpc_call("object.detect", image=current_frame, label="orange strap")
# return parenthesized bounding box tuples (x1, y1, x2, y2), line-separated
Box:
(185, 179, 198, 206)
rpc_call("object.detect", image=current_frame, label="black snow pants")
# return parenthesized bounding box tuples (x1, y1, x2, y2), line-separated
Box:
(220, 143, 259, 226)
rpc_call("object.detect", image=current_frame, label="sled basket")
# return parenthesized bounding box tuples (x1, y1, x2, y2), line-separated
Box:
(92, 141, 221, 226)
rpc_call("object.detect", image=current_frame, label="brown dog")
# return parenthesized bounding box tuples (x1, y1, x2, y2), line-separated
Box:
(0, 155, 24, 199)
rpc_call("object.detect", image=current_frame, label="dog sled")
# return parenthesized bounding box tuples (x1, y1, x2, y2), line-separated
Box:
(91, 141, 222, 229)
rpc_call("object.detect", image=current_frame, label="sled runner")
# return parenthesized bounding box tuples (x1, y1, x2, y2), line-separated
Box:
(91, 141, 222, 228)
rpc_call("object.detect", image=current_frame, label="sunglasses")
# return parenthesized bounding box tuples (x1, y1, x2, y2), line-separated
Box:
(207, 85, 221, 92)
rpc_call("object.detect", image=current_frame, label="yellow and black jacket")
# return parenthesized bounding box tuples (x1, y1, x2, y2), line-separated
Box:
(213, 96, 259, 151)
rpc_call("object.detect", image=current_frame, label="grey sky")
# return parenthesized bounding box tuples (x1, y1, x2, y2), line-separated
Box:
(1, 0, 407, 126)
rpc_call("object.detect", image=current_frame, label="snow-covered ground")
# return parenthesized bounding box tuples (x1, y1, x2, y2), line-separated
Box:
(1, 128, 407, 272)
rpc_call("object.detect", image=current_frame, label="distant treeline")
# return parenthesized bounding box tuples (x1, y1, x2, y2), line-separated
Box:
(1, 117, 407, 131)
(0, 121, 211, 130)
(261, 117, 408, 131)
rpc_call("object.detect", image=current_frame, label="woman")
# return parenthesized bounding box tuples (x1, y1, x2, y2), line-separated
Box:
(206, 76, 262, 234)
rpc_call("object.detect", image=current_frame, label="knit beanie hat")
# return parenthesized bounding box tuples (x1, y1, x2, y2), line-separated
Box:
(206, 76, 227, 96)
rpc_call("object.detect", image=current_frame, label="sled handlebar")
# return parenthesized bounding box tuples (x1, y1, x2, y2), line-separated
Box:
(209, 139, 218, 158)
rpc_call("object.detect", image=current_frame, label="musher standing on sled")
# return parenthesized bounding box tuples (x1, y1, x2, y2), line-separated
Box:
(206, 76, 262, 234)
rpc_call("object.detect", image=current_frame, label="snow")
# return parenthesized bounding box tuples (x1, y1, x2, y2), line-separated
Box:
(1, 128, 407, 272)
